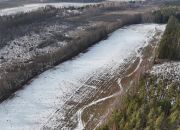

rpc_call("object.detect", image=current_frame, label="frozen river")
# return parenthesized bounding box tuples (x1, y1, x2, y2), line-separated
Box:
(0, 24, 165, 130)
(0, 2, 98, 16)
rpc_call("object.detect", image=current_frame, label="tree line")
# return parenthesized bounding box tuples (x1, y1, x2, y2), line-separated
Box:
(158, 16, 180, 60)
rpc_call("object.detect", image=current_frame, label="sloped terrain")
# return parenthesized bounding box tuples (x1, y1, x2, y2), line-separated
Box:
(98, 9, 180, 130)
(98, 68, 180, 130)
(0, 24, 165, 130)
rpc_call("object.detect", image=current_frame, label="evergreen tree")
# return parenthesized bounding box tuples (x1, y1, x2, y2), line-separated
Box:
(158, 16, 180, 60)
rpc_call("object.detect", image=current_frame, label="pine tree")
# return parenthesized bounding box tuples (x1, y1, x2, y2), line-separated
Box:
(158, 16, 180, 60)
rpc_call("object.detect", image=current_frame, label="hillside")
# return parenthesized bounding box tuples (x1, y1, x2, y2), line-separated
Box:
(0, 1, 180, 129)
(98, 75, 180, 130)
(98, 13, 180, 130)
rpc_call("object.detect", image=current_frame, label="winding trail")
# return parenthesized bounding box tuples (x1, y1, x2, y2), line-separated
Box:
(74, 25, 166, 130)
(0, 24, 165, 130)
(74, 37, 148, 130)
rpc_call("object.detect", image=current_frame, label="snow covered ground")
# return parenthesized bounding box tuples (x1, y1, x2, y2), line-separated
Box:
(0, 24, 165, 130)
(151, 62, 180, 82)
(0, 2, 98, 16)
(0, 24, 69, 65)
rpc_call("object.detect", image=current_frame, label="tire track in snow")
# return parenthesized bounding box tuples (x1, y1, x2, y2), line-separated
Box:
(74, 42, 145, 130)
(93, 30, 163, 130)
(0, 24, 165, 130)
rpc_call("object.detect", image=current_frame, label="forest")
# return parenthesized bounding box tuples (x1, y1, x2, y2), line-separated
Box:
(98, 8, 180, 130)
(158, 16, 180, 60)
(98, 75, 180, 130)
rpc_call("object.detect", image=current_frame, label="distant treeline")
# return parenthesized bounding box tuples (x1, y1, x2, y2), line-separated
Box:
(53, 0, 104, 2)
(164, 0, 180, 6)
(0, 0, 104, 9)
(152, 7, 180, 23)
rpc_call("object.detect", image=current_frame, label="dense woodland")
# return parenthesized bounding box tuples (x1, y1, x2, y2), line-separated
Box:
(153, 6, 180, 23)
(158, 16, 180, 60)
(98, 76, 180, 130)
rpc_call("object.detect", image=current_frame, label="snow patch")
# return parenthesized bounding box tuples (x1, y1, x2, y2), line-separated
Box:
(0, 3, 98, 16)
(0, 24, 165, 130)
(151, 62, 180, 82)
(0, 24, 68, 64)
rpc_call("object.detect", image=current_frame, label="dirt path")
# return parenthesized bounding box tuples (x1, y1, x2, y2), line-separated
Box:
(0, 24, 164, 130)
(75, 37, 143, 130)
(79, 28, 164, 130)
